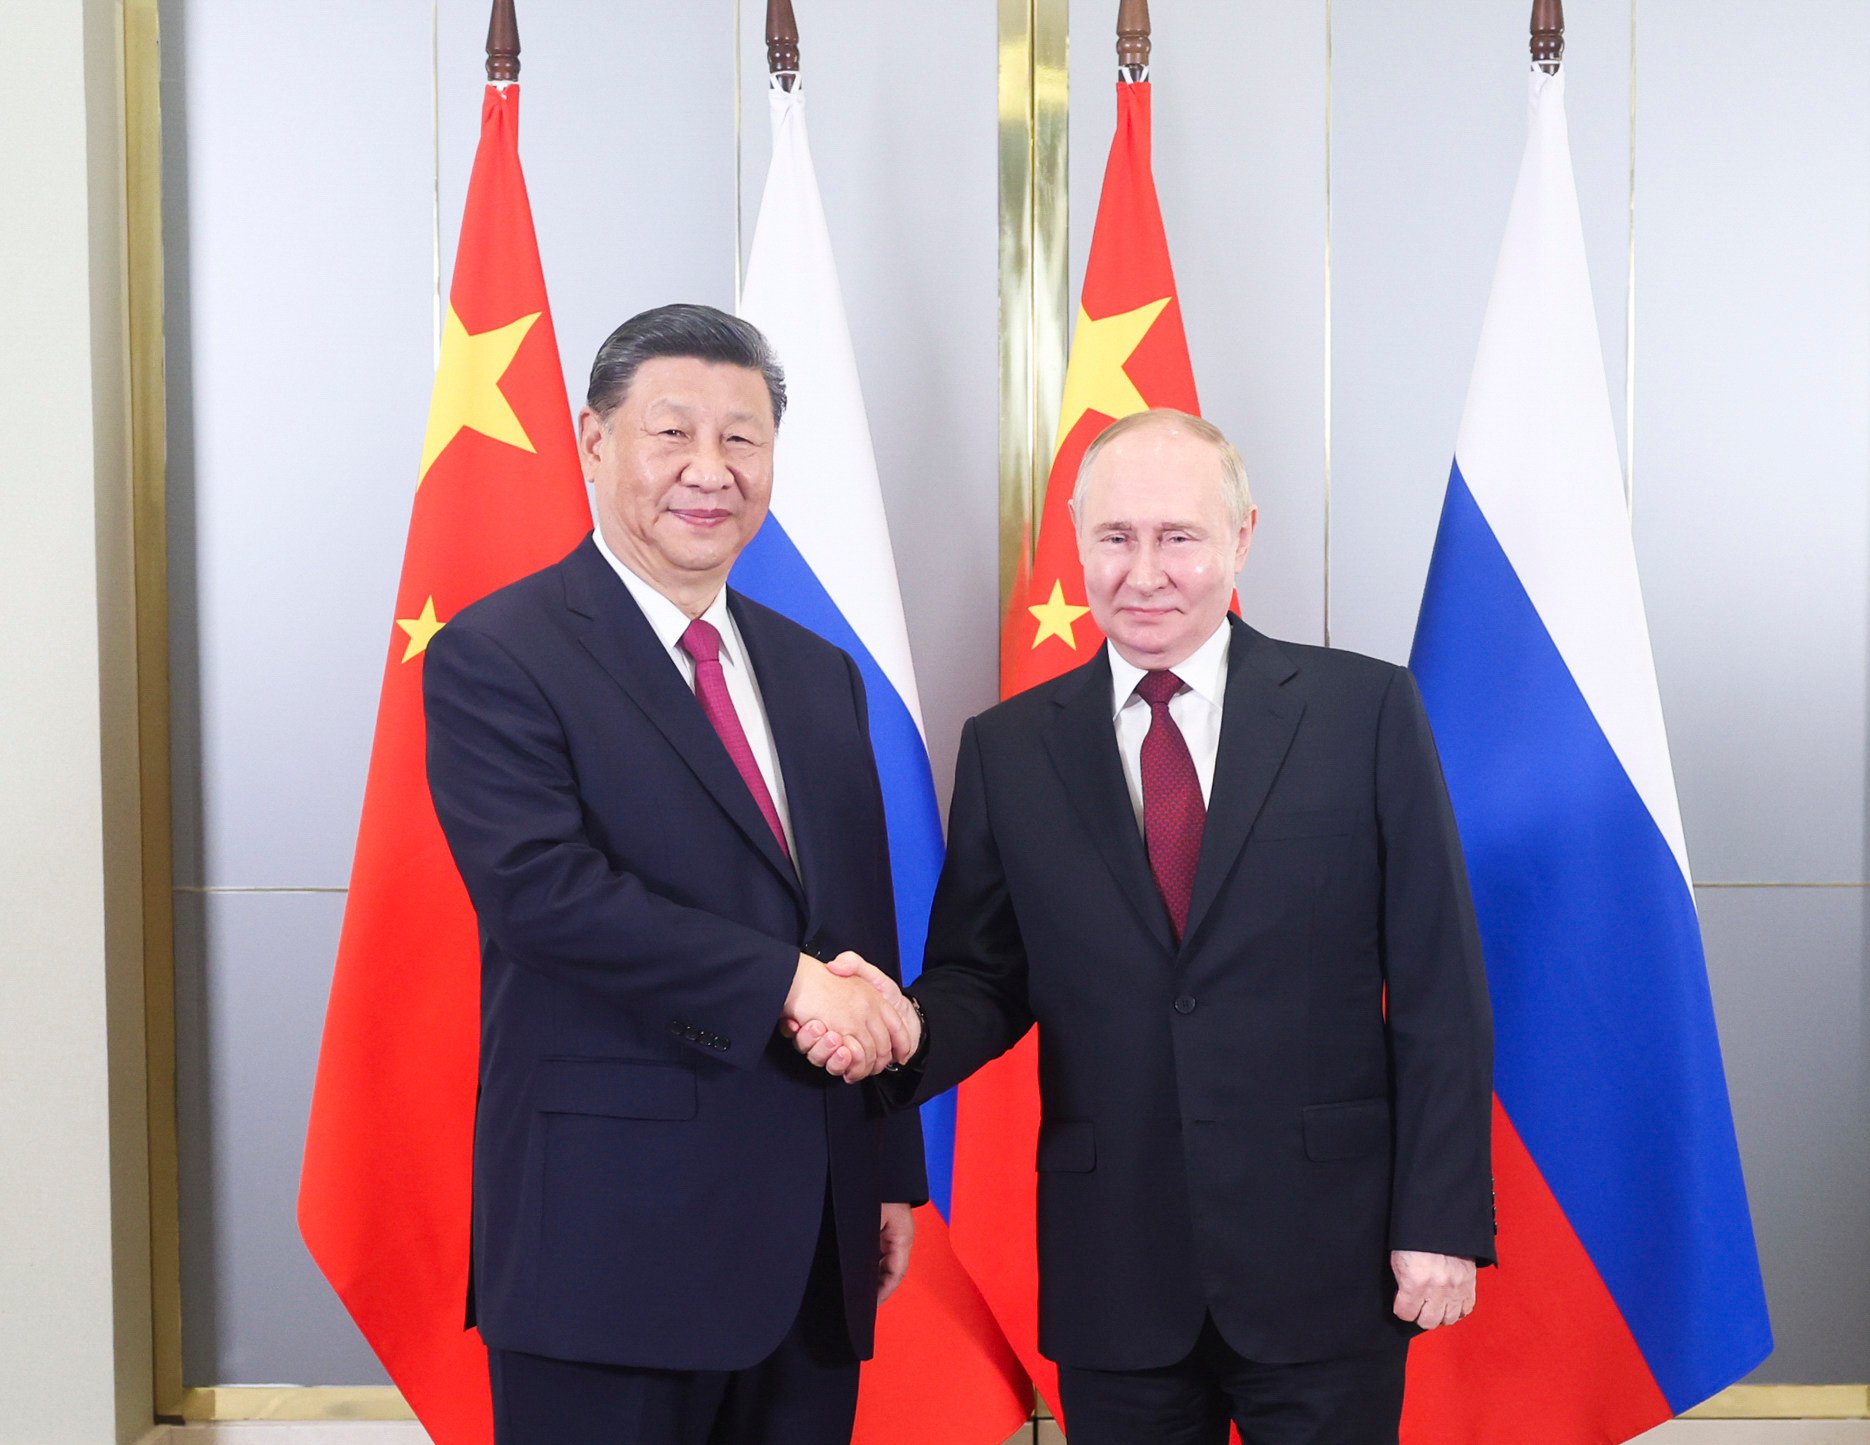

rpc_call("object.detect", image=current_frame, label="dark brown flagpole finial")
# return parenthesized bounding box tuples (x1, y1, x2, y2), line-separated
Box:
(767, 0, 801, 90)
(486, 0, 520, 83)
(1117, 0, 1151, 80)
(1531, 0, 1565, 73)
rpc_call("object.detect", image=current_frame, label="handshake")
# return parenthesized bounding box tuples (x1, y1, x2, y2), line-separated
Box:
(781, 952, 922, 1082)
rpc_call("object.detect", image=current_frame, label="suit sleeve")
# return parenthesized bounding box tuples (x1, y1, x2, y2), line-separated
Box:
(840, 652, 930, 1205)
(1377, 667, 1498, 1265)
(423, 620, 799, 1069)
(893, 716, 1036, 1105)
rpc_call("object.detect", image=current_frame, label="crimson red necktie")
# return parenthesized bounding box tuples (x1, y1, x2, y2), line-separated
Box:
(1136, 670, 1205, 940)
(679, 618, 791, 861)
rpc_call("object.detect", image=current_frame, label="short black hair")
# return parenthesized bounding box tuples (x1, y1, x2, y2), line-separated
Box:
(585, 303, 787, 427)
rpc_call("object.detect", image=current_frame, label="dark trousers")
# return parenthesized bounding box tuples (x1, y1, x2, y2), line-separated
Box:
(489, 1201, 858, 1445)
(1056, 1315, 1410, 1445)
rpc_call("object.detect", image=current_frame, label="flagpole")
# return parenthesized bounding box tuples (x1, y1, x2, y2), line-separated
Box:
(1531, 0, 1564, 72)
(767, 0, 799, 90)
(1116, 0, 1149, 80)
(485, 0, 519, 82)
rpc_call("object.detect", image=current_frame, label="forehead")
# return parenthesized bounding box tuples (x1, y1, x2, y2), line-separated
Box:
(623, 356, 771, 420)
(1079, 424, 1226, 520)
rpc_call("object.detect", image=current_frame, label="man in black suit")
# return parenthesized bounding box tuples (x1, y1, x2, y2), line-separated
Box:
(423, 304, 925, 1444)
(799, 408, 1495, 1444)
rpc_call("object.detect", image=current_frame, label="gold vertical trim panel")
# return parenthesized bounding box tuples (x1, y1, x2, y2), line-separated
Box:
(996, 0, 1069, 623)
(123, 0, 184, 1420)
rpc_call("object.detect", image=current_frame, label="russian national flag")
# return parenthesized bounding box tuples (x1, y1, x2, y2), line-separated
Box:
(1401, 66, 1772, 1444)
(732, 78, 1030, 1445)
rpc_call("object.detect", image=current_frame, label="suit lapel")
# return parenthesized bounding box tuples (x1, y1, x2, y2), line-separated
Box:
(1181, 618, 1304, 948)
(559, 540, 802, 901)
(1043, 649, 1178, 954)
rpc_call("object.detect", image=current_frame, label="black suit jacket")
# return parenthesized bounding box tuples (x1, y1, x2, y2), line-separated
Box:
(905, 617, 1492, 1369)
(423, 535, 926, 1371)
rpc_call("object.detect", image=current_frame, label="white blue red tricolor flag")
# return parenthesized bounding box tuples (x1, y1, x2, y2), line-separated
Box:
(732, 79, 1030, 1445)
(1401, 66, 1772, 1444)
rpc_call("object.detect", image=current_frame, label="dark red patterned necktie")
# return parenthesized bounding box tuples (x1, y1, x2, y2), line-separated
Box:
(1136, 670, 1205, 940)
(679, 618, 791, 861)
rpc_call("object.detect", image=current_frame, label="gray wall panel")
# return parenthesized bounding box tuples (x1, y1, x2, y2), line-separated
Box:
(735, 2, 1001, 814)
(167, 0, 435, 891)
(1635, 0, 1870, 886)
(1329, 0, 1632, 666)
(1698, 886, 1870, 1382)
(175, 889, 384, 1384)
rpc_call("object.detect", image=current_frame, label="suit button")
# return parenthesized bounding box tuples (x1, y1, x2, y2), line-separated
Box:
(1174, 995, 1197, 1014)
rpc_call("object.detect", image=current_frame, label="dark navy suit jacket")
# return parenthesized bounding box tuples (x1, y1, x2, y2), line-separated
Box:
(423, 535, 926, 1371)
(901, 617, 1493, 1369)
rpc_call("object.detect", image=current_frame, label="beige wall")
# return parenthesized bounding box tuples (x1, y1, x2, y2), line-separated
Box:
(0, 0, 152, 1441)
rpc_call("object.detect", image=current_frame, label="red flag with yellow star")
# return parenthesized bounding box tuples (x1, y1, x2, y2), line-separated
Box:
(952, 80, 1202, 1418)
(298, 83, 589, 1445)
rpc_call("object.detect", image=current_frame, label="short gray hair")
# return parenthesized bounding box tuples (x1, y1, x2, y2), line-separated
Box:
(1073, 408, 1254, 531)
(586, 303, 787, 427)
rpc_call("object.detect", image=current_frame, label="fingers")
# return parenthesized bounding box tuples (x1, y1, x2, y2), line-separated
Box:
(1390, 1250, 1478, 1331)
(877, 1204, 915, 1303)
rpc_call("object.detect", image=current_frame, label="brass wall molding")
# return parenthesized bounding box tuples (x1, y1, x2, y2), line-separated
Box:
(180, 1387, 416, 1422)
(124, 0, 185, 1419)
(996, 0, 1069, 619)
(1684, 1385, 1870, 1420)
(172, 1382, 1870, 1423)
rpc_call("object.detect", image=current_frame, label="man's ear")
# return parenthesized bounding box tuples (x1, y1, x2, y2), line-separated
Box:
(575, 406, 606, 477)
(1234, 506, 1259, 573)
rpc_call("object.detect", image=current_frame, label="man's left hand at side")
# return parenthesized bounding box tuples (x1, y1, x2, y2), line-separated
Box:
(1390, 1250, 1477, 1330)
(878, 1203, 915, 1303)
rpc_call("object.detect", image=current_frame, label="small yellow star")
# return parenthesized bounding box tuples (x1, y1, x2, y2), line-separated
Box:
(1027, 580, 1093, 651)
(419, 304, 542, 483)
(1053, 296, 1172, 459)
(395, 596, 445, 662)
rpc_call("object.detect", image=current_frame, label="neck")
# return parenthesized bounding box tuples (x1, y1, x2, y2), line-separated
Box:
(594, 523, 726, 619)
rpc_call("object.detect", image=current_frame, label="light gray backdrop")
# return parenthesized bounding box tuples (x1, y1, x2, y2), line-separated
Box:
(163, 0, 1868, 1389)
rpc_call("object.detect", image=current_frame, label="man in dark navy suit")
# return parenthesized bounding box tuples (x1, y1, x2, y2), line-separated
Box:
(801, 409, 1495, 1444)
(424, 304, 925, 1445)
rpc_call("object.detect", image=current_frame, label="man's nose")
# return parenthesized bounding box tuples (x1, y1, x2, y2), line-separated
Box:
(681, 437, 733, 487)
(1127, 543, 1167, 591)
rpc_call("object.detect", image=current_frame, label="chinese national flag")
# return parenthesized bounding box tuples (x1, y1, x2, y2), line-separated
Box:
(297, 84, 590, 1445)
(952, 80, 1202, 1418)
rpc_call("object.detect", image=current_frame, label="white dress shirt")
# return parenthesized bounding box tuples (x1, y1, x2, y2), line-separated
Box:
(593, 529, 797, 860)
(1107, 619, 1231, 835)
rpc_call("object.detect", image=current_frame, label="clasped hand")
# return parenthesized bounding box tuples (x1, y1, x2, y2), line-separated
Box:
(780, 952, 921, 1082)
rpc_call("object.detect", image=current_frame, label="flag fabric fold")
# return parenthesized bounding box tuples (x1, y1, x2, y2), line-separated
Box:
(956, 80, 1201, 1419)
(731, 79, 1031, 1445)
(298, 84, 591, 1445)
(1402, 66, 1771, 1445)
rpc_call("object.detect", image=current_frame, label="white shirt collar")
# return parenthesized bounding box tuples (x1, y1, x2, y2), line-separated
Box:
(1107, 617, 1233, 717)
(592, 527, 740, 667)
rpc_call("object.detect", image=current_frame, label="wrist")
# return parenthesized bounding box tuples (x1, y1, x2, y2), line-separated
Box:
(785, 954, 818, 1017)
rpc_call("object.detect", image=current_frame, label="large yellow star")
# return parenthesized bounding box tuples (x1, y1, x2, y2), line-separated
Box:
(418, 305, 542, 483)
(1027, 580, 1093, 651)
(395, 596, 445, 662)
(1053, 296, 1172, 459)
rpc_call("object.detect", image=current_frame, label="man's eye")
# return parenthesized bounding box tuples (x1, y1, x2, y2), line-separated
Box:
(661, 429, 687, 440)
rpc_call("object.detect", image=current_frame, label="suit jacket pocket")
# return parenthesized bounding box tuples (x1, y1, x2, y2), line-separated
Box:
(1036, 1118, 1096, 1173)
(533, 1057, 698, 1121)
(1301, 1097, 1391, 1161)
